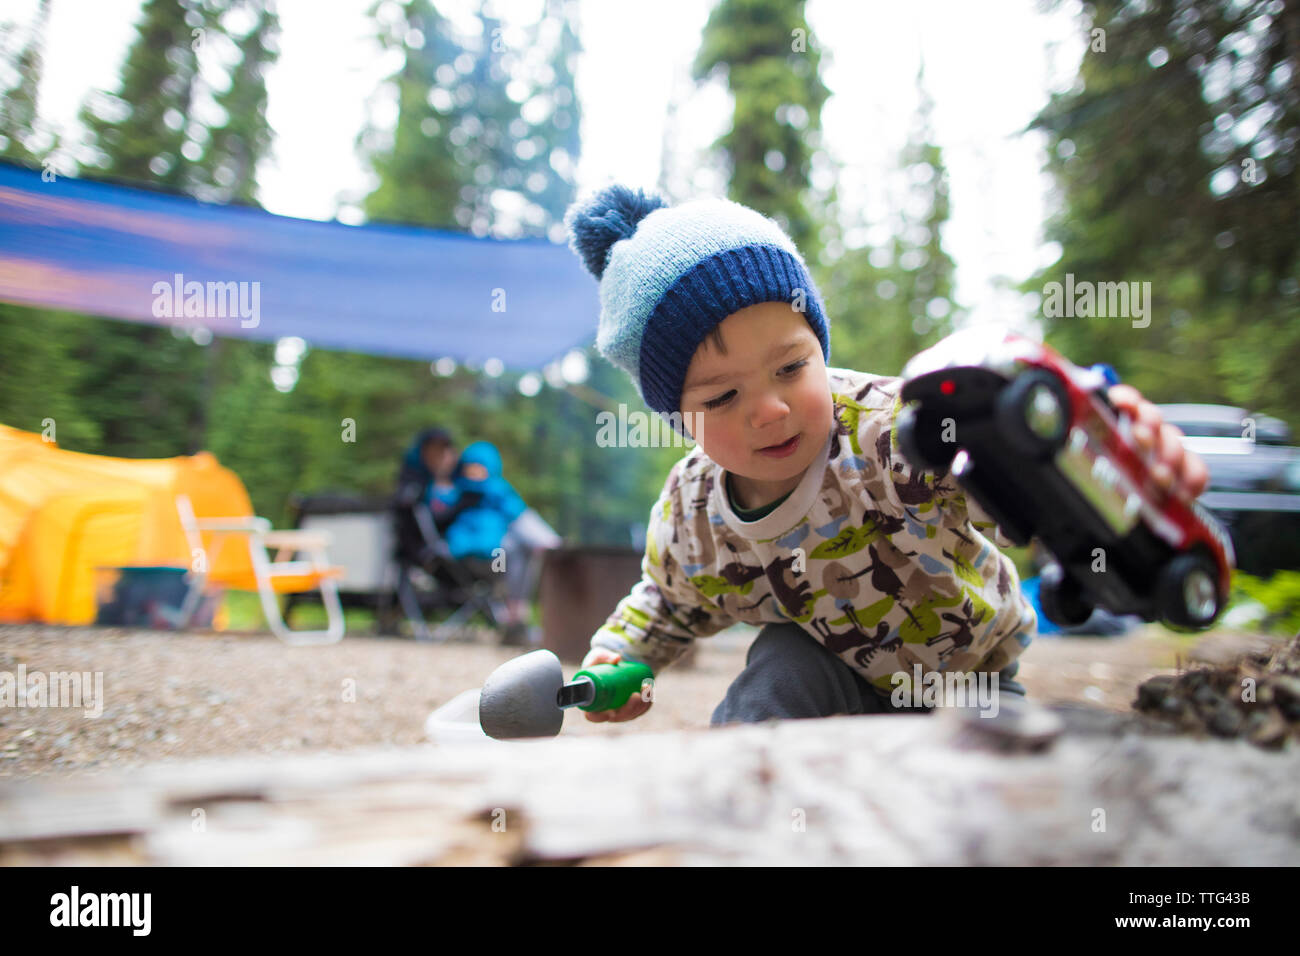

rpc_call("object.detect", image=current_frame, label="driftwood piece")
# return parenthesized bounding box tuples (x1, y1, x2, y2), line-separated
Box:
(1, 705, 1297, 866)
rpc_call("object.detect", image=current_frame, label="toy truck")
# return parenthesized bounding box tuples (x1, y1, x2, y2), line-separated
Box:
(896, 327, 1234, 630)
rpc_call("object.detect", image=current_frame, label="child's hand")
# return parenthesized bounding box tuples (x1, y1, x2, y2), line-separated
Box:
(1107, 384, 1209, 501)
(579, 647, 654, 723)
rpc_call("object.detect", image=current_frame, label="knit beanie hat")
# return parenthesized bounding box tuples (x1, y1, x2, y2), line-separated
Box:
(564, 185, 830, 417)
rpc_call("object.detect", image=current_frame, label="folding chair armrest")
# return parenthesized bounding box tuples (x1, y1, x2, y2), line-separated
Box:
(195, 516, 272, 533)
(260, 530, 333, 551)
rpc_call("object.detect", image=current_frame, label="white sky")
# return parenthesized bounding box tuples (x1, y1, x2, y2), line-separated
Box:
(13, 0, 1085, 331)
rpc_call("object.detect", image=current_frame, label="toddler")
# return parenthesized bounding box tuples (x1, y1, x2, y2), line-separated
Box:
(564, 185, 1207, 725)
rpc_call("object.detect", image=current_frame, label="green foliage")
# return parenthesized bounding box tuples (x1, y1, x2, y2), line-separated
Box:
(0, 0, 52, 164)
(220, 589, 376, 632)
(75, 322, 213, 456)
(0, 304, 102, 449)
(361, 0, 580, 235)
(77, 0, 279, 199)
(351, 0, 671, 545)
(359, 0, 465, 228)
(192, 1, 280, 203)
(1027, 0, 1299, 426)
(690, 0, 962, 380)
(694, 0, 829, 256)
(78, 0, 202, 188)
(1230, 571, 1300, 636)
(816, 70, 959, 376)
(689, 0, 966, 379)
(25, 0, 284, 464)
(0, 304, 219, 457)
(206, 341, 486, 527)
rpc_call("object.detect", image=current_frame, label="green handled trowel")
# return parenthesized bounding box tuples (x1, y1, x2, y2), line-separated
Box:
(478, 649, 654, 739)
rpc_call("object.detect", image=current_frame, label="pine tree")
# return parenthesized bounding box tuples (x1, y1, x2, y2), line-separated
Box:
(360, 0, 466, 227)
(78, 0, 203, 189)
(358, 0, 658, 545)
(818, 65, 960, 376)
(516, 0, 581, 238)
(0, 305, 102, 448)
(191, 0, 280, 204)
(72, 0, 249, 456)
(0, 3, 95, 446)
(694, 0, 830, 257)
(0, 0, 52, 164)
(1028, 0, 1299, 424)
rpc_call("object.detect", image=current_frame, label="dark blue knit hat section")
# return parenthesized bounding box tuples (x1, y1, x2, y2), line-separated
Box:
(637, 244, 830, 416)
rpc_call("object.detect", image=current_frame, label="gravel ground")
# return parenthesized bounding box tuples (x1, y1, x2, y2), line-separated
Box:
(0, 620, 1249, 780)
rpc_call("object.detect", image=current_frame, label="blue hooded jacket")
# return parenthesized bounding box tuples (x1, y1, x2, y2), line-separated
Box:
(443, 441, 527, 559)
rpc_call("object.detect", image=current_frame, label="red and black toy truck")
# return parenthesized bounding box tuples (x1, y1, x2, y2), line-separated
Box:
(897, 327, 1234, 630)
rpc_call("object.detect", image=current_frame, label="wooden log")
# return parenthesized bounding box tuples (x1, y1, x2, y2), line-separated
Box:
(0, 704, 1297, 866)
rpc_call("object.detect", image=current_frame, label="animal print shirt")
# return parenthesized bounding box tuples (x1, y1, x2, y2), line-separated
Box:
(590, 367, 1038, 698)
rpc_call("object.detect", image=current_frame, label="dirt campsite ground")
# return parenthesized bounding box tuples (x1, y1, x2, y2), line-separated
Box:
(0, 618, 1280, 781)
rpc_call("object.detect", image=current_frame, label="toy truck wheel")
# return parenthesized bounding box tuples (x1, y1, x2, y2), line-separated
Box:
(995, 370, 1070, 459)
(1038, 561, 1094, 628)
(896, 403, 957, 472)
(1157, 553, 1221, 629)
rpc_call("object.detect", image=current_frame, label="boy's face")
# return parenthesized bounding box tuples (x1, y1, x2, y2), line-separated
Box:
(679, 302, 833, 509)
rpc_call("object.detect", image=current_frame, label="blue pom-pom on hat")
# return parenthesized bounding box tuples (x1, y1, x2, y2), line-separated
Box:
(564, 185, 668, 279)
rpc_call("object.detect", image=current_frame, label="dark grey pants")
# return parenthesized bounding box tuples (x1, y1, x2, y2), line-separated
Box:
(711, 622, 1028, 726)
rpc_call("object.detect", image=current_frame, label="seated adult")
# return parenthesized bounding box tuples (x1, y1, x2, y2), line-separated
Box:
(395, 427, 464, 564)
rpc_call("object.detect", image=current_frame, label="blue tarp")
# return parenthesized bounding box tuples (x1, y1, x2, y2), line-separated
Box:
(0, 161, 597, 367)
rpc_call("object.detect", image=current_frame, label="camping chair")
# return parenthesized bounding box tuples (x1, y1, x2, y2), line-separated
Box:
(391, 492, 510, 642)
(173, 494, 346, 645)
(279, 493, 396, 628)
(277, 492, 508, 642)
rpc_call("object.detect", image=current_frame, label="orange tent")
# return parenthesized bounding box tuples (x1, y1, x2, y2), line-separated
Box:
(0, 424, 256, 625)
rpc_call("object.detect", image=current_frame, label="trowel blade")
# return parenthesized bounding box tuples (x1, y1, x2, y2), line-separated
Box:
(478, 649, 566, 739)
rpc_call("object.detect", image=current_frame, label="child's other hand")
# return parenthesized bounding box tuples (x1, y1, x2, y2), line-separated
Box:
(1107, 384, 1209, 500)
(579, 647, 654, 723)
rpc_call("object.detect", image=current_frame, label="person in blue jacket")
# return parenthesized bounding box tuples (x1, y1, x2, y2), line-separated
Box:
(443, 441, 558, 641)
(443, 441, 526, 560)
